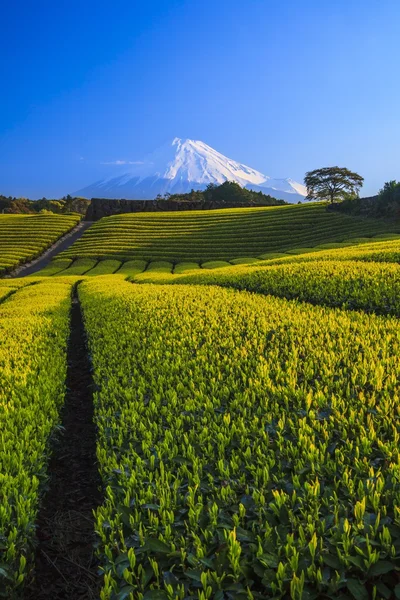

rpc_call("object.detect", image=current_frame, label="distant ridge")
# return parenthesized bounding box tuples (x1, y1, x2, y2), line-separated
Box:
(75, 138, 306, 203)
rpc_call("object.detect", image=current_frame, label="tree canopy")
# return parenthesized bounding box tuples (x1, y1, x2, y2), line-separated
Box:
(0, 195, 90, 215)
(156, 181, 286, 206)
(304, 167, 364, 203)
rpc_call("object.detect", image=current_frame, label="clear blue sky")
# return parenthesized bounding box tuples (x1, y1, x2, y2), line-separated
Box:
(0, 0, 399, 198)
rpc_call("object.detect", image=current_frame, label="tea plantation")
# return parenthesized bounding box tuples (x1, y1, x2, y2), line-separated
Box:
(1, 203, 400, 599)
(58, 203, 399, 263)
(0, 213, 80, 275)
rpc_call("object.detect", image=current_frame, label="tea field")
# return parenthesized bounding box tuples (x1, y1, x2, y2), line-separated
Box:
(0, 280, 72, 592)
(1, 203, 400, 600)
(0, 214, 80, 275)
(58, 203, 399, 263)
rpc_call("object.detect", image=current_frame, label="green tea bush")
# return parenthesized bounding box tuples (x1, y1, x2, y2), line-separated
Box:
(59, 204, 399, 263)
(80, 279, 400, 599)
(0, 281, 72, 596)
(85, 259, 122, 276)
(158, 260, 400, 316)
(0, 214, 79, 274)
(28, 258, 73, 277)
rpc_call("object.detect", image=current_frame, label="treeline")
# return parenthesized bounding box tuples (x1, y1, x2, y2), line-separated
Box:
(0, 195, 90, 216)
(156, 181, 287, 205)
(1, 183, 285, 217)
(329, 181, 400, 220)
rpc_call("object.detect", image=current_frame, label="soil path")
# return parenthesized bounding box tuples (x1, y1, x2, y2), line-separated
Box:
(7, 221, 93, 278)
(25, 286, 101, 600)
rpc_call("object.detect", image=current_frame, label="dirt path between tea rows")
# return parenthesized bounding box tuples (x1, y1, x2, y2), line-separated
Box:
(25, 286, 101, 600)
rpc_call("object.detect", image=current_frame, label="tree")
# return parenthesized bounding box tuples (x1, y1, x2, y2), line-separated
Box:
(63, 196, 90, 215)
(379, 180, 400, 199)
(376, 180, 400, 215)
(304, 167, 364, 204)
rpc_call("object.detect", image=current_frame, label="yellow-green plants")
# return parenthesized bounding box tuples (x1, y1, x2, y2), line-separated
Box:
(80, 278, 400, 599)
(160, 259, 400, 316)
(0, 280, 28, 302)
(84, 259, 122, 276)
(0, 214, 79, 274)
(61, 258, 98, 275)
(0, 280, 31, 296)
(201, 260, 232, 269)
(0, 287, 16, 302)
(173, 262, 201, 274)
(117, 260, 148, 277)
(59, 203, 399, 263)
(257, 237, 400, 267)
(229, 258, 260, 265)
(0, 281, 72, 597)
(28, 258, 73, 277)
(133, 261, 173, 282)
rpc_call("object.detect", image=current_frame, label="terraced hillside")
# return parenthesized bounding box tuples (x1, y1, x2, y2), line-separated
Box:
(3, 209, 400, 599)
(0, 213, 80, 275)
(60, 203, 398, 263)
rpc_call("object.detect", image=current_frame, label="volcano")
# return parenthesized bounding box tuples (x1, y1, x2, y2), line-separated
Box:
(75, 138, 306, 203)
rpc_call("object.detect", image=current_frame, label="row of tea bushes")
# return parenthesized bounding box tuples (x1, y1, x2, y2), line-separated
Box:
(79, 278, 400, 599)
(59, 203, 398, 263)
(0, 214, 79, 274)
(0, 281, 72, 596)
(257, 237, 400, 267)
(35, 235, 400, 278)
(156, 259, 400, 316)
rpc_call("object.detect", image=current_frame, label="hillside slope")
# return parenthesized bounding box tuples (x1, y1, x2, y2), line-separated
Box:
(0, 214, 80, 275)
(59, 203, 399, 263)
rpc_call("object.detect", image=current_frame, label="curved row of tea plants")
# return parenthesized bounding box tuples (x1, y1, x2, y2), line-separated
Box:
(59, 203, 398, 263)
(37, 234, 400, 278)
(80, 278, 400, 600)
(0, 281, 72, 597)
(148, 259, 400, 316)
(257, 237, 400, 267)
(0, 214, 80, 275)
(26, 258, 74, 277)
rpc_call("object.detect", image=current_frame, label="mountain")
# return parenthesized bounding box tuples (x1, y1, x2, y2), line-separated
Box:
(75, 138, 307, 203)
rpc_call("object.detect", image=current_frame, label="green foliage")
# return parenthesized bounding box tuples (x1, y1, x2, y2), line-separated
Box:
(330, 182, 400, 219)
(0, 195, 90, 215)
(375, 181, 400, 218)
(201, 260, 231, 269)
(79, 278, 400, 599)
(157, 181, 285, 206)
(117, 260, 148, 277)
(173, 262, 201, 274)
(59, 204, 398, 263)
(145, 261, 173, 273)
(134, 262, 174, 282)
(229, 257, 260, 265)
(124, 237, 400, 286)
(0, 214, 80, 274)
(285, 247, 317, 255)
(28, 258, 73, 277)
(0, 281, 72, 596)
(245, 238, 400, 269)
(258, 252, 288, 260)
(305, 167, 364, 203)
(84, 259, 122, 276)
(166, 258, 400, 316)
(63, 258, 98, 275)
(3, 201, 400, 600)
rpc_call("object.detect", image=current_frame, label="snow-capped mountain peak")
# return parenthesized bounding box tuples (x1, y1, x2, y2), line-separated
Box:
(75, 138, 306, 202)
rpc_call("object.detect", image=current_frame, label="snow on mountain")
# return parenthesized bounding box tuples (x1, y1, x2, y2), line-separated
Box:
(75, 138, 306, 203)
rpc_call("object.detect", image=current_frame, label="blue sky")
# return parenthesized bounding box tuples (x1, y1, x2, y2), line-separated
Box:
(0, 0, 399, 198)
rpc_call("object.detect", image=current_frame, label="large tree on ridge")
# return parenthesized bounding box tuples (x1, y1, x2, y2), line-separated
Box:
(304, 166, 364, 204)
